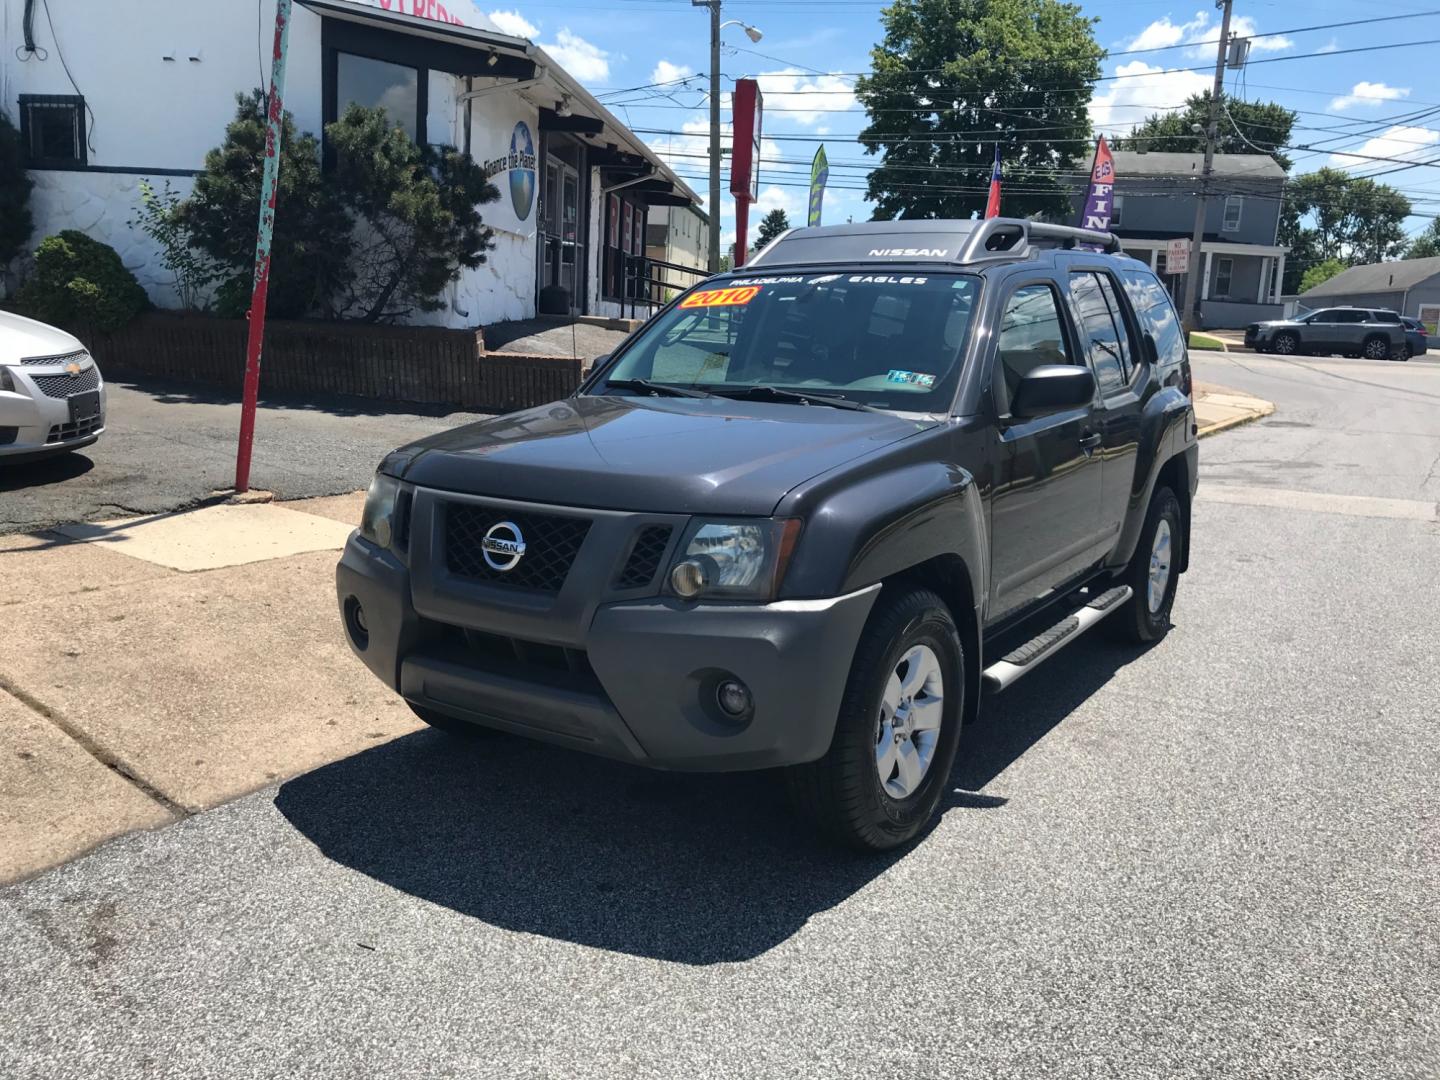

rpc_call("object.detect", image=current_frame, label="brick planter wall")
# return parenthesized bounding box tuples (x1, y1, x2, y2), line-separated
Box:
(79, 312, 583, 413)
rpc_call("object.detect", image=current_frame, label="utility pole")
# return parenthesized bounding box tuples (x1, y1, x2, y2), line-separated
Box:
(694, 0, 722, 273)
(1182, 0, 1233, 335)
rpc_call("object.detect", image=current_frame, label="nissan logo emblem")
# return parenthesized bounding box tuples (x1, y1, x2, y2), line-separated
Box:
(480, 520, 526, 571)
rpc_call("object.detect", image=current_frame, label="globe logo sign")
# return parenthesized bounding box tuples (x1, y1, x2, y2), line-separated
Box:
(508, 121, 536, 221)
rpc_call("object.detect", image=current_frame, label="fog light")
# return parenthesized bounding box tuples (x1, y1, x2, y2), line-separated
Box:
(716, 679, 752, 718)
(343, 596, 369, 651)
(670, 559, 708, 599)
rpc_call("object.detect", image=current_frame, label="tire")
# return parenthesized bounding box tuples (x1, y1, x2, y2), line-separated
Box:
(408, 702, 499, 738)
(1272, 331, 1299, 356)
(1107, 486, 1182, 645)
(787, 587, 965, 852)
(1400, 344, 1412, 361)
(1362, 335, 1391, 361)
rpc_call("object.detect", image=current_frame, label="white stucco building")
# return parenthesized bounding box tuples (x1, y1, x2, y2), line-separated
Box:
(0, 0, 699, 327)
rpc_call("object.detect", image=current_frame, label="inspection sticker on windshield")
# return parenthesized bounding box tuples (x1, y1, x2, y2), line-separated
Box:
(887, 369, 936, 388)
(680, 286, 762, 309)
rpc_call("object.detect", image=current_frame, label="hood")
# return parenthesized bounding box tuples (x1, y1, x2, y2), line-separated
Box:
(394, 395, 939, 516)
(0, 311, 86, 361)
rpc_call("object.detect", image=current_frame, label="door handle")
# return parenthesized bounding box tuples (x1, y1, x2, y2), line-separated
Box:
(1079, 432, 1102, 450)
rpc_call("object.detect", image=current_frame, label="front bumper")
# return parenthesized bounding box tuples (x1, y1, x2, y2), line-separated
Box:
(0, 365, 106, 458)
(336, 535, 880, 771)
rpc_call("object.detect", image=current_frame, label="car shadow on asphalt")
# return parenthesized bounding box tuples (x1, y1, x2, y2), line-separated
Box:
(275, 635, 1152, 965)
(0, 451, 94, 492)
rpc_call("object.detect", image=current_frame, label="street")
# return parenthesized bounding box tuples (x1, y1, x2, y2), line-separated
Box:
(0, 378, 486, 535)
(0, 353, 1435, 1079)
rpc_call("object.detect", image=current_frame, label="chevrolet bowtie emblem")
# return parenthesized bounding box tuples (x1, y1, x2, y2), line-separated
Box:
(65, 361, 81, 376)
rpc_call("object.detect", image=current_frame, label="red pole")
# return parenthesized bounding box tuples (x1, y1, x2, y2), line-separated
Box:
(234, 0, 293, 494)
(734, 199, 750, 268)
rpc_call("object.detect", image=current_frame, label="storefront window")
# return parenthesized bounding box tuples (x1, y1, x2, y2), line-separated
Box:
(336, 53, 420, 139)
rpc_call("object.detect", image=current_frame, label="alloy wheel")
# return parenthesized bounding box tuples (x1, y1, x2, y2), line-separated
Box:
(875, 644, 945, 799)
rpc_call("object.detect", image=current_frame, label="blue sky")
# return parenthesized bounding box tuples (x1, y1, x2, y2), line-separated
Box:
(458, 0, 1440, 245)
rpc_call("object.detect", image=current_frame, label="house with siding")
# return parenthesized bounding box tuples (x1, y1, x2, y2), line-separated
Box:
(1065, 151, 1288, 329)
(1295, 256, 1440, 324)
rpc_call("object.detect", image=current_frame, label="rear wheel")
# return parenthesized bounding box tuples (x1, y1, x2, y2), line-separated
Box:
(1272, 331, 1299, 356)
(1362, 335, 1391, 360)
(1401, 343, 1413, 360)
(1107, 486, 1182, 645)
(787, 587, 964, 852)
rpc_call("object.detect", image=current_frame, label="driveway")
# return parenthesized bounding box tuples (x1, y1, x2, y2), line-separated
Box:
(0, 377, 487, 535)
(1, 353, 1436, 1077)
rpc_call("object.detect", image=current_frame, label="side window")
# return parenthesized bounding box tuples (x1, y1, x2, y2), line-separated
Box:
(1094, 273, 1137, 380)
(1373, 311, 1401, 324)
(1333, 310, 1364, 324)
(1146, 298, 1185, 380)
(994, 283, 1073, 415)
(1070, 272, 1127, 395)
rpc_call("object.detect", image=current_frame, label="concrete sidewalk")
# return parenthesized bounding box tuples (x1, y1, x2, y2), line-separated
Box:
(0, 492, 421, 883)
(1193, 382, 1275, 437)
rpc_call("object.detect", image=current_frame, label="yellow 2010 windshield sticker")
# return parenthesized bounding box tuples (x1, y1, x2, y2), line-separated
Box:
(679, 286, 762, 309)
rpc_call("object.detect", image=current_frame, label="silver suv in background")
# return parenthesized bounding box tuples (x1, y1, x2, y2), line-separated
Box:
(1245, 306, 1408, 360)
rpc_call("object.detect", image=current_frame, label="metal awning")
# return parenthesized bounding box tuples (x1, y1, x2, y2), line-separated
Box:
(299, 0, 698, 206)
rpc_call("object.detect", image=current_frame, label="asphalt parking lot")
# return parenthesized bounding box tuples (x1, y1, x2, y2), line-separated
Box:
(0, 378, 486, 535)
(0, 352, 1436, 1078)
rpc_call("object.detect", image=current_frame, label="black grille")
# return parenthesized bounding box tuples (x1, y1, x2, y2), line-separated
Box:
(445, 506, 590, 593)
(615, 525, 673, 589)
(32, 367, 100, 397)
(46, 416, 103, 444)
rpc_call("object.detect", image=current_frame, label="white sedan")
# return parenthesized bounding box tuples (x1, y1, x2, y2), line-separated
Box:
(0, 310, 106, 460)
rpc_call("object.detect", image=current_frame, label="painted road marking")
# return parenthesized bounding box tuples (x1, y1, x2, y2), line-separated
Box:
(1198, 485, 1438, 522)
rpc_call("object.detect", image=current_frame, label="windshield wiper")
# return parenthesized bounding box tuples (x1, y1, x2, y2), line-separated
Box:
(707, 385, 876, 411)
(602, 378, 716, 399)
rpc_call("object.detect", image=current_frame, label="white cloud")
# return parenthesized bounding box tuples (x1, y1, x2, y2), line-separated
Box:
(1090, 59, 1212, 136)
(1128, 12, 1207, 52)
(650, 60, 694, 86)
(1327, 125, 1439, 171)
(1317, 39, 1339, 54)
(646, 114, 788, 186)
(540, 29, 610, 83)
(1182, 14, 1292, 59)
(487, 9, 537, 39)
(754, 69, 856, 126)
(1330, 82, 1411, 112)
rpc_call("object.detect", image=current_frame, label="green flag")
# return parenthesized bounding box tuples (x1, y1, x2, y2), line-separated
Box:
(807, 146, 829, 227)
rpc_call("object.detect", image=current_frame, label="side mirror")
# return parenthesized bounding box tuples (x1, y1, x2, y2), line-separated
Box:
(1011, 365, 1095, 419)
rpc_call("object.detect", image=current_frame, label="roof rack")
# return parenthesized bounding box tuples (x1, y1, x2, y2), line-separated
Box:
(745, 217, 1122, 270)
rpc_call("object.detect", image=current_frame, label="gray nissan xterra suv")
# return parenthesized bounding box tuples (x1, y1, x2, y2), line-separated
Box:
(337, 218, 1199, 851)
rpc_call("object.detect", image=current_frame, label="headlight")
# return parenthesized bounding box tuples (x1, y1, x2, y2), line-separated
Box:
(360, 473, 400, 548)
(667, 518, 801, 601)
(0, 366, 14, 393)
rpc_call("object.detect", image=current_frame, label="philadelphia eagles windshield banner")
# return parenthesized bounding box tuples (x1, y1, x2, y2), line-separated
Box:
(808, 146, 829, 227)
(1079, 135, 1116, 231)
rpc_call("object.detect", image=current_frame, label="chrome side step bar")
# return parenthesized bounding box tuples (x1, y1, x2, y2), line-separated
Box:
(981, 585, 1132, 694)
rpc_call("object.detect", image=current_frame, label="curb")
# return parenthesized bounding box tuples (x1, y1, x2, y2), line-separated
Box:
(1196, 400, 1275, 439)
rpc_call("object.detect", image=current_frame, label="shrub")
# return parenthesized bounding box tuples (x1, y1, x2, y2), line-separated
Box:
(17, 231, 148, 331)
(180, 91, 352, 319)
(0, 112, 33, 266)
(128, 179, 218, 311)
(326, 104, 499, 322)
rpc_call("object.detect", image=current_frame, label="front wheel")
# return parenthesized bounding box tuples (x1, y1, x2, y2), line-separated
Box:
(1107, 486, 1183, 645)
(1272, 331, 1299, 355)
(787, 587, 964, 852)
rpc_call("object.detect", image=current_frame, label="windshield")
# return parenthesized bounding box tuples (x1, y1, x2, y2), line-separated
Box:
(593, 272, 981, 411)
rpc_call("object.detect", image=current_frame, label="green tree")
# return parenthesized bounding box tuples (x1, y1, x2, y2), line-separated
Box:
(180, 91, 352, 319)
(1282, 167, 1412, 280)
(753, 208, 790, 252)
(1298, 257, 1348, 294)
(128, 179, 218, 310)
(325, 104, 499, 322)
(1405, 217, 1440, 260)
(1114, 94, 1297, 170)
(856, 0, 1103, 221)
(0, 111, 33, 267)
